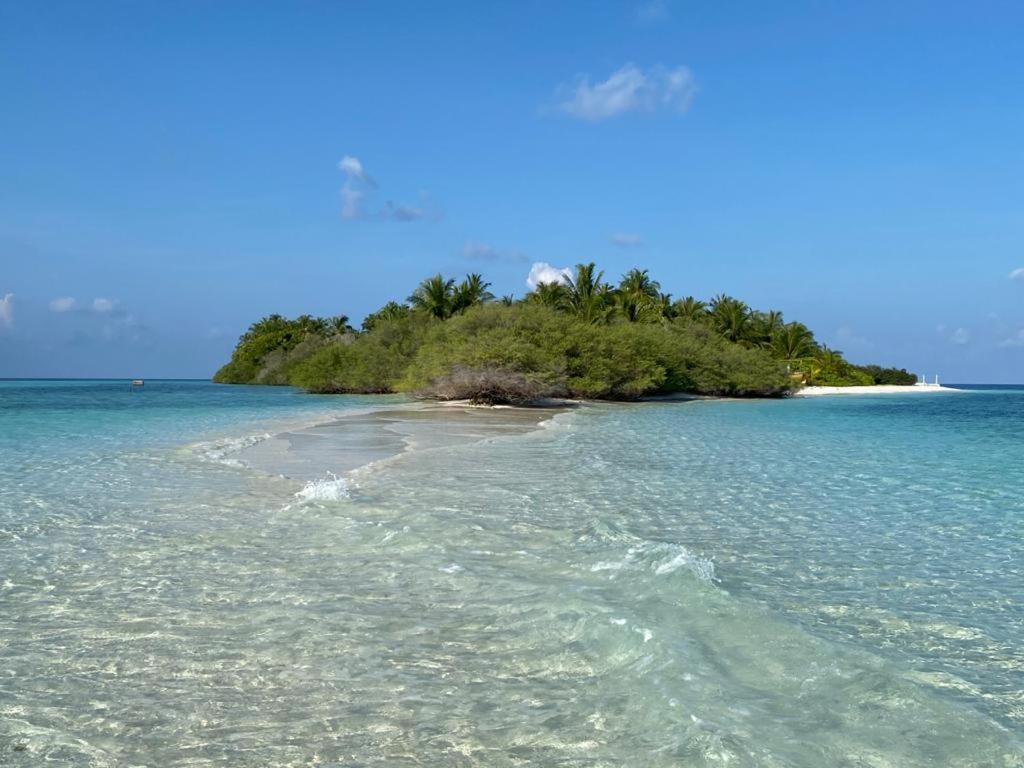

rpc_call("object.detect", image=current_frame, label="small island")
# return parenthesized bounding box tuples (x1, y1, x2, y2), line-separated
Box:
(214, 263, 917, 404)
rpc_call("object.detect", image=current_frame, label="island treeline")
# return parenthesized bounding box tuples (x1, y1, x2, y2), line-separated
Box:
(213, 264, 915, 403)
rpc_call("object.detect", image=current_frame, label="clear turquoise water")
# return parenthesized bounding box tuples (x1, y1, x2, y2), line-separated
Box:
(1, 380, 1021, 765)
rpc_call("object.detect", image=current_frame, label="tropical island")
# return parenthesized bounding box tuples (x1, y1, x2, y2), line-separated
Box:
(214, 264, 916, 404)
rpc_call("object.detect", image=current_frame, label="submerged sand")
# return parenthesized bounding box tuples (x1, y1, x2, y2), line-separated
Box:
(233, 403, 565, 481)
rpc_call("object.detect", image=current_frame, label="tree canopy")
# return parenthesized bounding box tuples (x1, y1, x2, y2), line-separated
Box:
(213, 265, 917, 399)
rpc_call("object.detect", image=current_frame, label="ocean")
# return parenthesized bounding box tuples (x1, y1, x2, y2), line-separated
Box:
(1, 379, 1021, 766)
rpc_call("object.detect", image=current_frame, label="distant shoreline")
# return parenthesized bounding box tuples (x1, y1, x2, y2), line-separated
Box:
(794, 384, 963, 397)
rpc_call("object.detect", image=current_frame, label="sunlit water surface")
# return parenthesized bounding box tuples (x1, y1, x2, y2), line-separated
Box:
(1, 380, 1022, 766)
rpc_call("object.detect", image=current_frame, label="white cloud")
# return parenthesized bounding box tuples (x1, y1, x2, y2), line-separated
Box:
(999, 329, 1024, 348)
(337, 155, 428, 221)
(338, 155, 368, 220)
(949, 327, 971, 345)
(1009, 267, 1024, 281)
(557, 63, 696, 121)
(92, 298, 115, 313)
(0, 293, 13, 328)
(49, 296, 77, 312)
(610, 232, 643, 248)
(337, 155, 374, 186)
(526, 262, 572, 289)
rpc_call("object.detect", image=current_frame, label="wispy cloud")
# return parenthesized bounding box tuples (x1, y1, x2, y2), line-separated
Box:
(999, 329, 1024, 348)
(0, 293, 13, 329)
(337, 155, 433, 221)
(338, 156, 369, 220)
(557, 63, 696, 121)
(1009, 267, 1024, 281)
(635, 0, 669, 23)
(463, 241, 529, 263)
(948, 327, 971, 345)
(464, 241, 498, 260)
(337, 155, 374, 186)
(384, 201, 426, 222)
(340, 185, 364, 220)
(49, 296, 123, 316)
(610, 233, 643, 248)
(526, 262, 571, 289)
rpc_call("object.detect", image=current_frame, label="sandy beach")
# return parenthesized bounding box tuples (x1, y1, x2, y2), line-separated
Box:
(232, 402, 565, 481)
(795, 384, 962, 396)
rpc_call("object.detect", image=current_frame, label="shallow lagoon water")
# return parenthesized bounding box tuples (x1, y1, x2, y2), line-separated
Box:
(1, 380, 1021, 765)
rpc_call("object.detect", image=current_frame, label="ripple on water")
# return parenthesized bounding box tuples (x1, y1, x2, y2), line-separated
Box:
(1, 385, 1023, 764)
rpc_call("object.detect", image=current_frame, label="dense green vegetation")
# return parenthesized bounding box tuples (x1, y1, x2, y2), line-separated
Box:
(211, 314, 353, 385)
(213, 265, 916, 402)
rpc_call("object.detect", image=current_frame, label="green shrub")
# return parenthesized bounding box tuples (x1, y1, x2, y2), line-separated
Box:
(561, 321, 670, 399)
(858, 365, 916, 385)
(810, 367, 874, 387)
(214, 266, 906, 399)
(212, 314, 350, 384)
(396, 305, 792, 399)
(397, 304, 569, 391)
(662, 322, 794, 396)
(292, 315, 427, 393)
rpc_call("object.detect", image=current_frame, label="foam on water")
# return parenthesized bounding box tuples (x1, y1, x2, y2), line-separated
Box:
(190, 432, 272, 466)
(591, 540, 717, 584)
(293, 472, 351, 501)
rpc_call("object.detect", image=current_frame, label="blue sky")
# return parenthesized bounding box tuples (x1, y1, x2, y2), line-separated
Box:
(2, 0, 1024, 381)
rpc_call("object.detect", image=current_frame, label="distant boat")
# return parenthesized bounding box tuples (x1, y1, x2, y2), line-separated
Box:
(129, 379, 145, 390)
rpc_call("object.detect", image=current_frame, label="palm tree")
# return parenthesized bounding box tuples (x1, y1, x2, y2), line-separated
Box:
(804, 344, 848, 384)
(408, 274, 456, 320)
(618, 268, 660, 298)
(770, 322, 815, 361)
(326, 315, 353, 335)
(763, 310, 784, 334)
(747, 310, 785, 347)
(672, 296, 708, 323)
(709, 294, 750, 342)
(499, 294, 516, 306)
(294, 314, 328, 335)
(616, 268, 662, 322)
(452, 273, 495, 313)
(566, 263, 613, 323)
(361, 301, 409, 332)
(243, 314, 288, 341)
(526, 281, 569, 310)
(656, 292, 674, 320)
(815, 345, 845, 371)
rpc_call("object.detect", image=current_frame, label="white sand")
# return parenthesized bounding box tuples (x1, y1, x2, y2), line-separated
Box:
(795, 384, 962, 397)
(233, 403, 563, 480)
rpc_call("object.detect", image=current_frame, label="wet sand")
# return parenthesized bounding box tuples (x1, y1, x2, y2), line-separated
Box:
(233, 403, 567, 481)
